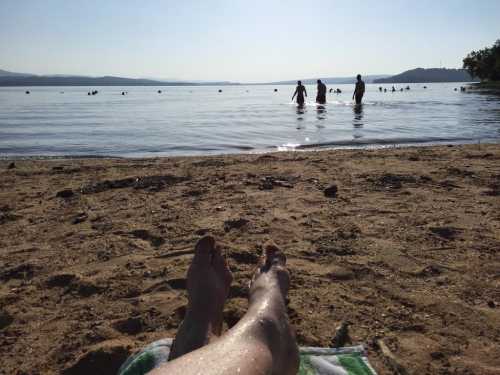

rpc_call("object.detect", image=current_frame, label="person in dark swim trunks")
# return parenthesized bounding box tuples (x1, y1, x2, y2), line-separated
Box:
(292, 80, 307, 106)
(316, 79, 327, 104)
(352, 74, 365, 105)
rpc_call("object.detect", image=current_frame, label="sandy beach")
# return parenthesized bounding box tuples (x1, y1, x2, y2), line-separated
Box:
(1, 144, 499, 375)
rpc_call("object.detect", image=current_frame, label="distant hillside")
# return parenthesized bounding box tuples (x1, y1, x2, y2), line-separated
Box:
(260, 75, 390, 85)
(0, 69, 240, 86)
(0, 75, 195, 86)
(0, 69, 34, 78)
(374, 68, 475, 83)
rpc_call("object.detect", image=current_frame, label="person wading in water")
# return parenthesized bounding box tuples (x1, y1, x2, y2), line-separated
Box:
(352, 74, 365, 105)
(316, 79, 327, 104)
(292, 80, 307, 106)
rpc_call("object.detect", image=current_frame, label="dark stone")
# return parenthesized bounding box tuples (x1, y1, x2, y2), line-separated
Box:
(487, 300, 496, 308)
(130, 229, 165, 247)
(46, 273, 77, 288)
(260, 179, 274, 190)
(417, 264, 442, 277)
(0, 310, 13, 330)
(331, 321, 351, 348)
(259, 175, 296, 190)
(166, 278, 187, 290)
(430, 351, 445, 360)
(72, 212, 88, 225)
(69, 279, 102, 297)
(56, 189, 75, 198)
(224, 218, 250, 232)
(113, 317, 143, 335)
(483, 183, 500, 197)
(430, 227, 459, 240)
(195, 228, 209, 236)
(7, 162, 15, 170)
(324, 184, 338, 198)
(1, 263, 36, 281)
(183, 189, 204, 197)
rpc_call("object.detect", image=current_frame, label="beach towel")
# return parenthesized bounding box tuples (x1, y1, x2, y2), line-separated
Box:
(118, 338, 377, 375)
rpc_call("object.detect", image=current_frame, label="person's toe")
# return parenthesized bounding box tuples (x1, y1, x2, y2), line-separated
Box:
(212, 244, 233, 287)
(263, 240, 286, 269)
(193, 235, 215, 264)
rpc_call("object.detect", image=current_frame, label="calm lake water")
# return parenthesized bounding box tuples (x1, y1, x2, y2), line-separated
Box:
(0, 83, 499, 157)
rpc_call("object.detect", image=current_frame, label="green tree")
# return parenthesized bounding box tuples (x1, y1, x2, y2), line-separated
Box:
(463, 40, 500, 81)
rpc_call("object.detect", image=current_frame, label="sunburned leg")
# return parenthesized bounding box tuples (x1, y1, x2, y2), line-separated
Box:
(149, 241, 299, 375)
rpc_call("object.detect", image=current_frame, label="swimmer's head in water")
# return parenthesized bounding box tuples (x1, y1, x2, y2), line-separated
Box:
(357, 74, 362, 81)
(298, 80, 302, 86)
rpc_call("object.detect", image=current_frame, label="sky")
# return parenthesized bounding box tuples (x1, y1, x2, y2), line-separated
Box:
(1, 0, 499, 82)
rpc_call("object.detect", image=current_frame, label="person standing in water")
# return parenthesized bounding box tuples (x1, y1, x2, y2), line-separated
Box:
(316, 79, 327, 104)
(292, 80, 307, 106)
(352, 74, 365, 105)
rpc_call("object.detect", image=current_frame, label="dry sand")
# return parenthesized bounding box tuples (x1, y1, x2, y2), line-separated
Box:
(1, 144, 499, 375)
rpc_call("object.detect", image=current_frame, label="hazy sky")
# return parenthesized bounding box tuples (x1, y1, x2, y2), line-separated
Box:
(1, 0, 499, 82)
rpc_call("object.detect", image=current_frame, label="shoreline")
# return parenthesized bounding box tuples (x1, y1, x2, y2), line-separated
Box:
(1, 138, 499, 161)
(1, 144, 499, 374)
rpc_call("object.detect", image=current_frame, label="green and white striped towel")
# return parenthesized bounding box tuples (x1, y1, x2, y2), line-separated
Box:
(118, 338, 377, 375)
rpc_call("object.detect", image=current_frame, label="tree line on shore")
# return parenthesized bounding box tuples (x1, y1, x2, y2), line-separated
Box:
(463, 40, 500, 82)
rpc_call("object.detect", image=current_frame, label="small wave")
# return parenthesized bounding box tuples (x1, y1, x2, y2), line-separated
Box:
(274, 136, 493, 152)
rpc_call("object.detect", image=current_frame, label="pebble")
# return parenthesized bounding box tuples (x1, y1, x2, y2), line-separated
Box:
(324, 184, 338, 198)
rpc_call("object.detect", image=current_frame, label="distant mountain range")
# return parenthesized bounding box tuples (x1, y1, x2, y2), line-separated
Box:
(258, 75, 390, 85)
(0, 69, 35, 77)
(0, 69, 239, 86)
(0, 68, 477, 86)
(0, 69, 388, 86)
(374, 68, 476, 83)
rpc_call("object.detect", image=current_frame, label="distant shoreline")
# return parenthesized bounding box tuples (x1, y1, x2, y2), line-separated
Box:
(0, 81, 483, 87)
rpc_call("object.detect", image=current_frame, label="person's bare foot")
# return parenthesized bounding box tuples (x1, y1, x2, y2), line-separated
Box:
(169, 236, 232, 360)
(246, 240, 299, 375)
(151, 240, 298, 375)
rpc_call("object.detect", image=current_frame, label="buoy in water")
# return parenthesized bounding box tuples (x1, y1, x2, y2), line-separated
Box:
(25, 91, 30, 94)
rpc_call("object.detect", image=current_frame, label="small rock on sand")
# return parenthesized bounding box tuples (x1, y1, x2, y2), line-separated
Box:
(429, 226, 460, 240)
(0, 309, 13, 330)
(112, 317, 143, 335)
(46, 273, 78, 288)
(56, 189, 75, 198)
(7, 162, 16, 170)
(324, 184, 338, 198)
(72, 212, 88, 225)
(224, 218, 249, 232)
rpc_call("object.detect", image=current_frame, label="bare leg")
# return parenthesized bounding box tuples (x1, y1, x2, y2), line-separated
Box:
(169, 236, 232, 360)
(150, 240, 299, 375)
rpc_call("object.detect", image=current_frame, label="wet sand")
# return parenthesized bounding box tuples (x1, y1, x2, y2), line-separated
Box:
(1, 144, 499, 375)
